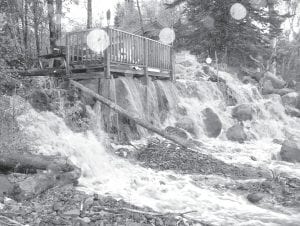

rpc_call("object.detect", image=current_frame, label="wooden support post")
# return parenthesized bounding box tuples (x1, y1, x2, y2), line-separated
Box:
(70, 80, 189, 148)
(65, 34, 70, 76)
(104, 28, 111, 79)
(144, 38, 149, 120)
(170, 47, 175, 81)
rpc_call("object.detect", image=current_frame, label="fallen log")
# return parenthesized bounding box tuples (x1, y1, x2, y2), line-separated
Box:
(70, 80, 189, 148)
(0, 153, 81, 201)
(0, 152, 73, 174)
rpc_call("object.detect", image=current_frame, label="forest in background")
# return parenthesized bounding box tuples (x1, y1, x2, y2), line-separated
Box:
(0, 0, 300, 81)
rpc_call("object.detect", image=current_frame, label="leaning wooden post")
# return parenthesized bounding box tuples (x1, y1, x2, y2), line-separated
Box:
(104, 27, 111, 79)
(70, 80, 189, 148)
(144, 38, 149, 120)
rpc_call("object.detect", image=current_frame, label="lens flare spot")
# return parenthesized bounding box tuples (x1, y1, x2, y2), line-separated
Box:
(52, 14, 62, 25)
(87, 29, 110, 53)
(203, 16, 215, 29)
(230, 3, 247, 20)
(250, 0, 267, 9)
(206, 57, 212, 64)
(159, 28, 175, 45)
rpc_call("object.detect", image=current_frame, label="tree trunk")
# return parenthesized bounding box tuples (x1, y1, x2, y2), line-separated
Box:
(55, 0, 62, 43)
(87, 0, 92, 29)
(70, 80, 189, 148)
(136, 0, 145, 35)
(23, 0, 29, 57)
(47, 0, 56, 52)
(33, 0, 41, 56)
(267, 1, 277, 75)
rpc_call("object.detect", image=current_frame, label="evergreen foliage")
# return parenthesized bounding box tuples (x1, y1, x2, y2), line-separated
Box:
(168, 0, 291, 67)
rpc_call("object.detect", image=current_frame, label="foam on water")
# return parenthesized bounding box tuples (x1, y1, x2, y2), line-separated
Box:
(17, 110, 300, 225)
(15, 52, 300, 225)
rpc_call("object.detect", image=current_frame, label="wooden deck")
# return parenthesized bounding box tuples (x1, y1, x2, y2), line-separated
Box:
(65, 27, 175, 80)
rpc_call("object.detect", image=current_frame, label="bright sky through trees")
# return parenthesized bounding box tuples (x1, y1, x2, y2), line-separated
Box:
(66, 0, 120, 30)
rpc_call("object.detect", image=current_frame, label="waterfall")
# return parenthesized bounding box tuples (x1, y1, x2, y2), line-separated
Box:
(17, 109, 300, 225)
(15, 52, 300, 225)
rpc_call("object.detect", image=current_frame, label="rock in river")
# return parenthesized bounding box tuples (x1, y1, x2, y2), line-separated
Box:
(226, 124, 247, 143)
(165, 126, 189, 140)
(247, 192, 264, 203)
(280, 140, 300, 163)
(202, 108, 222, 138)
(232, 104, 254, 121)
(175, 117, 196, 136)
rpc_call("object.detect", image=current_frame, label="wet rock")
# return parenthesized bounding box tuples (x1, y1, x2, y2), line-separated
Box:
(250, 71, 264, 82)
(261, 80, 274, 95)
(175, 117, 196, 136)
(218, 82, 237, 106)
(53, 202, 63, 212)
(179, 60, 193, 67)
(165, 126, 188, 140)
(0, 175, 13, 197)
(202, 108, 222, 138)
(115, 148, 130, 158)
(273, 139, 284, 145)
(28, 90, 51, 112)
(264, 72, 286, 89)
(242, 76, 257, 84)
(282, 92, 299, 107)
(247, 192, 264, 203)
(226, 124, 247, 143)
(177, 106, 187, 116)
(232, 104, 254, 121)
(273, 88, 295, 96)
(285, 106, 300, 118)
(280, 140, 300, 163)
(208, 73, 226, 83)
(250, 156, 257, 161)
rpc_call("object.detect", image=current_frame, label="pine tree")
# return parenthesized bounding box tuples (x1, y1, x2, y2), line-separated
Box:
(168, 0, 290, 67)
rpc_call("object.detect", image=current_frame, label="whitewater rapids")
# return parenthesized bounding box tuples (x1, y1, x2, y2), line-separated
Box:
(16, 53, 300, 225)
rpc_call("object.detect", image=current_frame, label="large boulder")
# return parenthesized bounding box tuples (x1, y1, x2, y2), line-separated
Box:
(232, 104, 254, 121)
(280, 140, 300, 163)
(28, 90, 51, 112)
(226, 124, 247, 143)
(202, 108, 222, 138)
(175, 117, 196, 136)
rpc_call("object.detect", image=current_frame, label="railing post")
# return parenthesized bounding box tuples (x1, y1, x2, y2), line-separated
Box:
(104, 27, 111, 79)
(144, 38, 148, 79)
(170, 47, 175, 81)
(65, 33, 70, 76)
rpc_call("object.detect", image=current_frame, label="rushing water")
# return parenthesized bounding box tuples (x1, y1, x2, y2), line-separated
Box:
(16, 53, 300, 225)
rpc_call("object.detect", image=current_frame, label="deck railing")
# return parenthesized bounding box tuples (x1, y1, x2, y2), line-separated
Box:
(66, 27, 174, 80)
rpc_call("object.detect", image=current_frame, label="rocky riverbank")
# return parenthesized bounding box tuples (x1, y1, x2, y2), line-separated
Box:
(1, 183, 200, 226)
